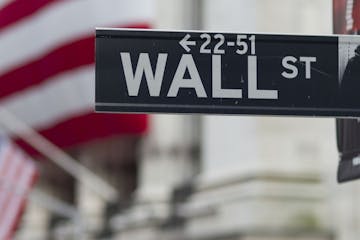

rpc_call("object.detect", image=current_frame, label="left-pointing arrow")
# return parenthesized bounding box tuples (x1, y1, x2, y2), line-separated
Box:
(179, 34, 196, 52)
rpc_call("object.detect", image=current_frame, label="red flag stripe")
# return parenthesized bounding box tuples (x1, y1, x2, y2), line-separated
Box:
(0, 23, 150, 99)
(0, 140, 37, 239)
(0, 152, 23, 223)
(0, 152, 21, 215)
(0, 0, 154, 76)
(0, 36, 93, 99)
(0, 144, 14, 182)
(0, 0, 59, 31)
(7, 169, 37, 240)
(15, 112, 148, 156)
(0, 0, 152, 155)
(0, 162, 35, 239)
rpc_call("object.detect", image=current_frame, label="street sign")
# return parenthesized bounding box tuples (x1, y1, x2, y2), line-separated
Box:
(96, 28, 360, 117)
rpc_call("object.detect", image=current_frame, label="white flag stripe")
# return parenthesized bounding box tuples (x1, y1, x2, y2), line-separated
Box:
(0, 139, 37, 239)
(0, 0, 13, 9)
(0, 0, 153, 76)
(0, 144, 12, 196)
(0, 144, 14, 184)
(0, 65, 94, 134)
(0, 161, 34, 239)
(0, 140, 10, 168)
(0, 151, 22, 212)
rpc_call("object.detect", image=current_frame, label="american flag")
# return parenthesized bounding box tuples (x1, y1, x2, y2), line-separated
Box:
(333, 0, 360, 33)
(0, 0, 152, 154)
(0, 138, 37, 240)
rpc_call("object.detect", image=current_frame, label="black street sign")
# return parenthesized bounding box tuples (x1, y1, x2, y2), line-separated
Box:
(96, 28, 360, 117)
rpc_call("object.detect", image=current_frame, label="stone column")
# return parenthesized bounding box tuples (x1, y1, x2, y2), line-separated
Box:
(182, 1, 335, 239)
(183, 117, 335, 239)
(111, 115, 200, 240)
(73, 136, 142, 239)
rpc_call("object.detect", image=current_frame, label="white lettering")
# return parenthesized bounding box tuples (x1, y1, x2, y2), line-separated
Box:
(248, 55, 278, 99)
(212, 55, 242, 98)
(167, 54, 207, 98)
(281, 56, 298, 79)
(299, 56, 316, 79)
(120, 52, 167, 96)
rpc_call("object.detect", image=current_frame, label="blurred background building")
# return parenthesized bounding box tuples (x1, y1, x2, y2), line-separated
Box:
(0, 0, 359, 240)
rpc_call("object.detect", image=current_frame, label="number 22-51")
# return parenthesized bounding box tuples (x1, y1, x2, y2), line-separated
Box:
(199, 34, 255, 55)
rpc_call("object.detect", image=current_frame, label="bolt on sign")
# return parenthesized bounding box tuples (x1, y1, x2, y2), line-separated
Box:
(96, 28, 360, 117)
